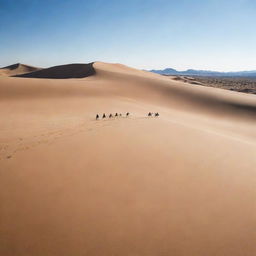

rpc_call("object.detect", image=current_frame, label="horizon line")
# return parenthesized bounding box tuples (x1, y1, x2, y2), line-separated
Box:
(1, 61, 256, 74)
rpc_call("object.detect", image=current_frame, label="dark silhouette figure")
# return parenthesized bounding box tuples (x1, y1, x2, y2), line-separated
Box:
(119, 113, 122, 117)
(148, 112, 152, 117)
(102, 113, 106, 119)
(115, 113, 118, 117)
(126, 112, 130, 117)
(109, 114, 113, 118)
(96, 114, 99, 120)
(155, 112, 159, 117)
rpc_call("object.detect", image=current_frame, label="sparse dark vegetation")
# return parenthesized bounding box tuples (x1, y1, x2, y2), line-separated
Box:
(193, 77, 256, 95)
(170, 75, 256, 95)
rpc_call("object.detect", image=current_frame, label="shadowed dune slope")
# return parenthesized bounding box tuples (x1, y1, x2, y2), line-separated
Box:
(0, 62, 256, 256)
(15, 63, 95, 79)
(92, 62, 256, 119)
(0, 63, 41, 76)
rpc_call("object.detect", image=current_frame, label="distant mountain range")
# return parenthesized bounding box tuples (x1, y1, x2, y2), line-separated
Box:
(149, 68, 256, 77)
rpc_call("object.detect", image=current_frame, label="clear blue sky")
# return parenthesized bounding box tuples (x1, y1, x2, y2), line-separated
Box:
(1, 0, 256, 71)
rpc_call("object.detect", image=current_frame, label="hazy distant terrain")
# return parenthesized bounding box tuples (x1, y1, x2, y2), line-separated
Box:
(150, 67, 256, 77)
(149, 67, 256, 95)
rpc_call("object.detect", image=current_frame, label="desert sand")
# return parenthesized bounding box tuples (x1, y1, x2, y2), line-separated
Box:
(0, 62, 256, 256)
(0, 63, 40, 77)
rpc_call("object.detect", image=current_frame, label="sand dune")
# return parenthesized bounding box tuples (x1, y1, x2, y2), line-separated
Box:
(0, 63, 41, 77)
(15, 63, 95, 79)
(0, 62, 256, 256)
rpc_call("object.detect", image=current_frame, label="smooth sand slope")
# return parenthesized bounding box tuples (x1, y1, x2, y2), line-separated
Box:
(0, 62, 256, 256)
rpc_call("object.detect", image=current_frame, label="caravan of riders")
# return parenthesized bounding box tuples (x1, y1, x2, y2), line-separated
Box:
(95, 112, 159, 120)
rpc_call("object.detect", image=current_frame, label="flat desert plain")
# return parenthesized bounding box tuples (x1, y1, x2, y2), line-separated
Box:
(0, 62, 256, 256)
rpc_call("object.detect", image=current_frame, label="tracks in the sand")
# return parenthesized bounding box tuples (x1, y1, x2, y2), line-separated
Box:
(0, 115, 153, 161)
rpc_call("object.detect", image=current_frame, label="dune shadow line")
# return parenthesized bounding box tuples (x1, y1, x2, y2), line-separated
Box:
(14, 63, 96, 79)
